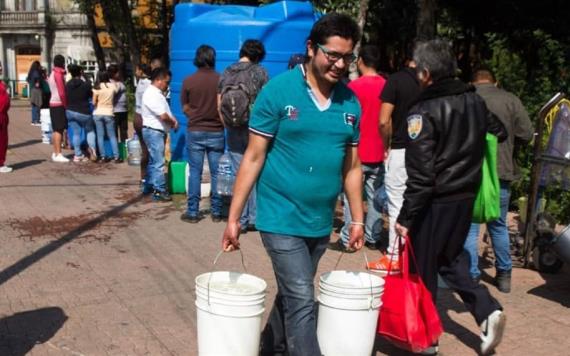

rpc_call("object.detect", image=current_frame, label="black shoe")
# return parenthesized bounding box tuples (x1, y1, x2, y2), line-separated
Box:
(247, 224, 257, 231)
(211, 214, 222, 223)
(327, 239, 355, 253)
(181, 213, 200, 223)
(240, 226, 248, 234)
(364, 241, 379, 250)
(103, 157, 112, 163)
(113, 158, 123, 164)
(495, 270, 511, 293)
(153, 191, 172, 202)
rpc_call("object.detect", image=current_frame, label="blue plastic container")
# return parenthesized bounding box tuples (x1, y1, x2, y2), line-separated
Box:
(169, 0, 318, 160)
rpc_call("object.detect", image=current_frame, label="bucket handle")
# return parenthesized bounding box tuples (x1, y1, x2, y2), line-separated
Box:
(207, 249, 247, 306)
(333, 250, 375, 310)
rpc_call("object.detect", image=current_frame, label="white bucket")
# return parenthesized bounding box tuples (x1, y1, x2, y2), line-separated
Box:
(317, 271, 384, 356)
(195, 271, 267, 356)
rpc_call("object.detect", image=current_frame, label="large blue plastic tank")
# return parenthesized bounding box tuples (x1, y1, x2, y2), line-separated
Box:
(169, 0, 318, 160)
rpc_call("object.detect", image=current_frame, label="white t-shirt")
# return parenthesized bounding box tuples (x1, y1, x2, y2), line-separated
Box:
(142, 84, 172, 132)
(135, 78, 151, 114)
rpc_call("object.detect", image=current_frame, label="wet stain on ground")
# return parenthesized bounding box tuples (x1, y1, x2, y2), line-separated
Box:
(6, 210, 145, 243)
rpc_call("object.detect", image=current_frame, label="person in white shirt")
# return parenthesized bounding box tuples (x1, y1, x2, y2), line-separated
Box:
(141, 67, 178, 201)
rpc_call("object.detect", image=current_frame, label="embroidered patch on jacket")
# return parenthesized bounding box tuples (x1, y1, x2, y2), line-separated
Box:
(344, 113, 356, 126)
(407, 114, 423, 139)
(285, 105, 299, 120)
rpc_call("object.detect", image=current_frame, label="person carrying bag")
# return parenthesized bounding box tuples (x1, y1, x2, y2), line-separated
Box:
(377, 235, 443, 353)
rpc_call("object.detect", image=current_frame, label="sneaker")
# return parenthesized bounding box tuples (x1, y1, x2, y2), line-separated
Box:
(181, 213, 200, 223)
(419, 344, 439, 355)
(51, 153, 70, 163)
(247, 224, 257, 231)
(73, 155, 89, 162)
(495, 270, 511, 293)
(0, 165, 13, 173)
(480, 310, 506, 355)
(211, 214, 222, 223)
(152, 191, 172, 202)
(88, 147, 98, 162)
(367, 255, 400, 273)
(327, 239, 356, 253)
(113, 158, 123, 164)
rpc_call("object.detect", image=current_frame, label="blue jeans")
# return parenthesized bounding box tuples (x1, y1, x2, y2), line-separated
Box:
(464, 181, 512, 278)
(93, 115, 119, 159)
(185, 130, 224, 217)
(260, 232, 329, 356)
(341, 162, 384, 245)
(31, 104, 40, 124)
(67, 110, 96, 158)
(227, 127, 256, 225)
(142, 127, 167, 193)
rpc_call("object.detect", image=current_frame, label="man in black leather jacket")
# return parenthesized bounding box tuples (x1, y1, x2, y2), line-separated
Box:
(394, 40, 508, 356)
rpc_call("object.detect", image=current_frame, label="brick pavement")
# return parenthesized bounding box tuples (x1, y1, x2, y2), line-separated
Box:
(0, 102, 569, 355)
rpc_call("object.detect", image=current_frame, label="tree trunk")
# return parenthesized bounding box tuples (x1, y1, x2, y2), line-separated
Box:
(349, 0, 370, 80)
(85, 1, 106, 71)
(161, 0, 170, 67)
(99, 0, 124, 64)
(117, 0, 141, 69)
(416, 0, 437, 40)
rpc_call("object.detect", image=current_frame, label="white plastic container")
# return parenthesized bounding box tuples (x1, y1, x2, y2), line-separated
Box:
(195, 271, 267, 356)
(317, 271, 384, 356)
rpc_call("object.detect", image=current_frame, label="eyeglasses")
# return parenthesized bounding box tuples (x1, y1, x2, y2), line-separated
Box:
(316, 44, 357, 64)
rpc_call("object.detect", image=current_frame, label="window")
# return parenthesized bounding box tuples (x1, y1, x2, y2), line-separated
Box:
(15, 0, 36, 11)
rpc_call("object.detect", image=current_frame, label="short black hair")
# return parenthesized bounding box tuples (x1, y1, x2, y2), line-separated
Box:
(150, 67, 171, 82)
(194, 45, 216, 68)
(308, 13, 360, 51)
(359, 45, 380, 70)
(472, 65, 496, 83)
(239, 39, 266, 64)
(138, 63, 151, 77)
(53, 54, 65, 68)
(68, 64, 82, 78)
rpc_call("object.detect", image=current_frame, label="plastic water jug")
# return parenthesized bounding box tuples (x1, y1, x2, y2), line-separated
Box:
(216, 153, 234, 196)
(127, 134, 142, 166)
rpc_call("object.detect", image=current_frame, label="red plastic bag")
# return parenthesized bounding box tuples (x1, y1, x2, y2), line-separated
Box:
(377, 236, 443, 353)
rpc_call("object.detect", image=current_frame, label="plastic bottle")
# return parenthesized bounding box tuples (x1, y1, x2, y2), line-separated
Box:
(127, 133, 142, 166)
(216, 153, 234, 196)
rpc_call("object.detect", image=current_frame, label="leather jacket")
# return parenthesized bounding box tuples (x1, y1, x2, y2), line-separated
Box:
(397, 78, 507, 229)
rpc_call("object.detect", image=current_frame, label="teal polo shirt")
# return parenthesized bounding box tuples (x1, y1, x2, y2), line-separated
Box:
(249, 65, 361, 238)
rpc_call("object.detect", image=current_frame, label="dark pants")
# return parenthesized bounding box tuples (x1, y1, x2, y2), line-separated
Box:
(133, 113, 149, 181)
(0, 114, 8, 166)
(260, 232, 329, 356)
(410, 197, 502, 325)
(114, 111, 129, 143)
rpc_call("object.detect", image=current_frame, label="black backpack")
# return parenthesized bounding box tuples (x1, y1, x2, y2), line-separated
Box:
(220, 65, 258, 127)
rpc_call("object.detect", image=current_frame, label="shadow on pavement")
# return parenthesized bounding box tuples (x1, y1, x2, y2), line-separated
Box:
(0, 307, 67, 356)
(10, 159, 45, 171)
(527, 265, 570, 307)
(0, 195, 144, 287)
(7, 139, 42, 150)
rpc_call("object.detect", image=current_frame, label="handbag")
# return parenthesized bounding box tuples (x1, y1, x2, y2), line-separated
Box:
(472, 133, 501, 223)
(377, 236, 443, 353)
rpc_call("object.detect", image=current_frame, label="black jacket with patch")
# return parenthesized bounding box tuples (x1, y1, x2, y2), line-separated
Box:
(397, 78, 507, 229)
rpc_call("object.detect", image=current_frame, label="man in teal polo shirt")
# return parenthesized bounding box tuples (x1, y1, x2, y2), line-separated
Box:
(222, 13, 365, 356)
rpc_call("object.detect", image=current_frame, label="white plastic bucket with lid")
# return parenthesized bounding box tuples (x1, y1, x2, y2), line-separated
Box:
(317, 270, 384, 356)
(195, 269, 267, 356)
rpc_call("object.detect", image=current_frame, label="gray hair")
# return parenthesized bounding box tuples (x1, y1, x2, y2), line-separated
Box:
(413, 39, 457, 81)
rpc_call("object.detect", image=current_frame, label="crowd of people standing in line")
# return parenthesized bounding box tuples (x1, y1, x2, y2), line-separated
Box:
(0, 12, 536, 355)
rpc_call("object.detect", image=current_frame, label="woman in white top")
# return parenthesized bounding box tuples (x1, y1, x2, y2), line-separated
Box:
(92, 71, 120, 162)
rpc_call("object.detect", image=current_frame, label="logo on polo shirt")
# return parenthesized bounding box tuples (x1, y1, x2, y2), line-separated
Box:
(285, 105, 299, 120)
(344, 113, 356, 126)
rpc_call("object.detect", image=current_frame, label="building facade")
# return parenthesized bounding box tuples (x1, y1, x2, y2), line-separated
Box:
(0, 0, 95, 95)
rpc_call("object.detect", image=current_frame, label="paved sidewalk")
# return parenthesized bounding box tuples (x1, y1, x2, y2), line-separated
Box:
(0, 103, 569, 355)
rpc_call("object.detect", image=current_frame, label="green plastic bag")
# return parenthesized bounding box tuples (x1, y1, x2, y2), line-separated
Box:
(472, 133, 500, 223)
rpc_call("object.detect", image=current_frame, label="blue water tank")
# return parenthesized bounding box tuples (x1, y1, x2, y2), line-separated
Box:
(169, 0, 318, 160)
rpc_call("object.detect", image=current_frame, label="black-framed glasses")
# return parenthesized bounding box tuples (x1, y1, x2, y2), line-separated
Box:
(316, 44, 357, 64)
